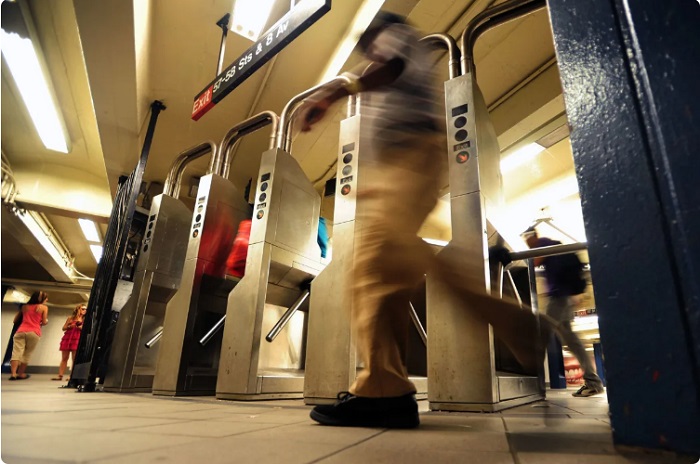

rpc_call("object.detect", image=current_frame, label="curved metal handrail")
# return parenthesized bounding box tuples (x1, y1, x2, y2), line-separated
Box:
(420, 33, 461, 79)
(277, 75, 353, 152)
(218, 111, 280, 179)
(163, 141, 218, 198)
(460, 0, 547, 76)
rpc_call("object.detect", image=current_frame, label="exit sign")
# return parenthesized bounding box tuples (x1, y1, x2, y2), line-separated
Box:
(192, 0, 331, 121)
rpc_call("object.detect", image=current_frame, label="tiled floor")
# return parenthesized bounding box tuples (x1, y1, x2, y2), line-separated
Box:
(0, 375, 694, 463)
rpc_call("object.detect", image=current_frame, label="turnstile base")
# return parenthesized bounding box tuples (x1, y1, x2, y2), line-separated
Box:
(103, 373, 154, 394)
(152, 373, 217, 397)
(217, 372, 305, 401)
(430, 392, 544, 412)
(429, 373, 544, 412)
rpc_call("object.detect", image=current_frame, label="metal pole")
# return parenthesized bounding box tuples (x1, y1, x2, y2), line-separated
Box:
(215, 14, 231, 77)
(409, 302, 427, 346)
(71, 100, 166, 391)
(506, 269, 524, 307)
(459, 0, 546, 76)
(420, 33, 461, 79)
(217, 111, 280, 178)
(265, 290, 310, 342)
(277, 75, 352, 151)
(200, 315, 226, 346)
(144, 328, 163, 349)
(509, 242, 587, 262)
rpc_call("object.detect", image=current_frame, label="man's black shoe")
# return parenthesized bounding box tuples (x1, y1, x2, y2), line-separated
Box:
(310, 392, 419, 428)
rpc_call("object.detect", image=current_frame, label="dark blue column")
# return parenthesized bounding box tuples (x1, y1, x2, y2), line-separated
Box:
(547, 334, 567, 389)
(593, 342, 606, 387)
(547, 0, 700, 454)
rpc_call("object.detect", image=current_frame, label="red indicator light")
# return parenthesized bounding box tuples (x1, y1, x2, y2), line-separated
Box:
(456, 151, 469, 164)
(341, 185, 351, 196)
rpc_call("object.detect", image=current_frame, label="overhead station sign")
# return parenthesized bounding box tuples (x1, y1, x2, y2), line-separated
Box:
(192, 0, 332, 121)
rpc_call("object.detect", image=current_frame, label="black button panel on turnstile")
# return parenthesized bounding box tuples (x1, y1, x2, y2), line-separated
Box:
(451, 103, 471, 165)
(256, 173, 271, 220)
(340, 140, 356, 196)
(192, 195, 207, 238)
(143, 214, 157, 252)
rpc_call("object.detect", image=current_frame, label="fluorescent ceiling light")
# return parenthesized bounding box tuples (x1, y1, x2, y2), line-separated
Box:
(231, 0, 276, 41)
(1, 29, 69, 153)
(17, 211, 76, 281)
(78, 219, 100, 243)
(318, 0, 385, 83)
(500, 143, 544, 174)
(89, 244, 103, 262)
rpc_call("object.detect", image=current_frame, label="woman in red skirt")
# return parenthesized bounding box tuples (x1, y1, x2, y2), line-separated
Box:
(52, 304, 87, 381)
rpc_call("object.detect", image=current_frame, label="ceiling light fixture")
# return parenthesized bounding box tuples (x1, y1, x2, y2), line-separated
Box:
(231, 0, 277, 41)
(500, 142, 544, 174)
(89, 244, 103, 262)
(318, 0, 385, 83)
(78, 218, 100, 243)
(1, 8, 69, 154)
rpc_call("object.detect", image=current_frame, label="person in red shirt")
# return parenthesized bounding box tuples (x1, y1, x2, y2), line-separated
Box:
(10, 291, 49, 381)
(226, 219, 252, 278)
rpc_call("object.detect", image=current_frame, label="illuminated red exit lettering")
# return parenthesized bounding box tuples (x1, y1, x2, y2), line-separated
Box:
(191, 86, 215, 121)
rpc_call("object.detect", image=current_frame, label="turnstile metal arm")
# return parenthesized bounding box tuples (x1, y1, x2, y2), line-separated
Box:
(409, 302, 427, 346)
(199, 315, 226, 346)
(144, 328, 164, 349)
(265, 289, 310, 342)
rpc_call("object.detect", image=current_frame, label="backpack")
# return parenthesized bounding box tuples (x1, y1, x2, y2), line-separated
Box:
(560, 252, 587, 295)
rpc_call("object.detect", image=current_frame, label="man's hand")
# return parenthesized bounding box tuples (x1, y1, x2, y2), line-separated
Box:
(298, 98, 330, 132)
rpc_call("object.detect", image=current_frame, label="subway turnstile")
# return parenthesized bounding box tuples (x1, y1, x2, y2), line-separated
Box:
(104, 142, 216, 393)
(152, 173, 251, 396)
(303, 112, 429, 405)
(304, 114, 360, 404)
(426, 21, 544, 412)
(215, 145, 324, 400)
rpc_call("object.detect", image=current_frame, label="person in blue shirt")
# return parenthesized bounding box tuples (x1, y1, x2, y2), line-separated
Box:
(523, 227, 605, 397)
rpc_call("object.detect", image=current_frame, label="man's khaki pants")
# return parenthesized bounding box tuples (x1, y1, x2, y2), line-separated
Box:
(349, 133, 544, 398)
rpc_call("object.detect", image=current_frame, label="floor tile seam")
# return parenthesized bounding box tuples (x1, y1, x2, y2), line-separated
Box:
(0, 406, 135, 415)
(501, 416, 523, 464)
(109, 419, 295, 439)
(205, 417, 310, 426)
(305, 429, 388, 464)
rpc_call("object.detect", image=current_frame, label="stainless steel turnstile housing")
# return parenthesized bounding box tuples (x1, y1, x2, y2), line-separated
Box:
(152, 174, 251, 396)
(304, 113, 428, 405)
(104, 194, 191, 392)
(215, 146, 324, 400)
(426, 68, 544, 412)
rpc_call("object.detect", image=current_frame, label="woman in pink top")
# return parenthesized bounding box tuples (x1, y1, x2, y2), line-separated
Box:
(10, 291, 49, 381)
(52, 303, 86, 381)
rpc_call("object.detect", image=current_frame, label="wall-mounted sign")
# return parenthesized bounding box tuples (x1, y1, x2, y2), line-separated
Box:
(192, 0, 331, 121)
